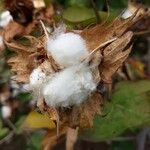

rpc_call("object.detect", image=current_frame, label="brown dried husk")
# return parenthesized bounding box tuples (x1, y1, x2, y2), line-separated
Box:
(6, 8, 149, 129)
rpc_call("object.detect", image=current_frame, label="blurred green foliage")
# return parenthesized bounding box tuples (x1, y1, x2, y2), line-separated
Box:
(26, 132, 44, 150)
(80, 80, 150, 141)
(111, 141, 135, 150)
(0, 120, 9, 139)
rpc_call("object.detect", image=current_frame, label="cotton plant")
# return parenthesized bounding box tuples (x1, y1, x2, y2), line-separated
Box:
(6, 8, 148, 130)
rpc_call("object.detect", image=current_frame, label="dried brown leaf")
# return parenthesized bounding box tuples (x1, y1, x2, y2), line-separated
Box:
(6, 33, 60, 83)
(100, 32, 133, 83)
(69, 92, 103, 128)
(3, 21, 25, 42)
(6, 36, 46, 82)
(81, 9, 148, 84)
(36, 5, 54, 24)
(8, 54, 34, 82)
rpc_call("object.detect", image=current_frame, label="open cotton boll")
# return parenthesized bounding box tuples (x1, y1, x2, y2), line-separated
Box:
(1, 105, 12, 119)
(47, 32, 89, 67)
(29, 67, 46, 89)
(0, 11, 13, 28)
(43, 65, 96, 107)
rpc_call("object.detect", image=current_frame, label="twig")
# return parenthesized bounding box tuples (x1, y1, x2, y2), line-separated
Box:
(100, 0, 110, 26)
(0, 131, 14, 145)
(66, 127, 79, 150)
(148, 37, 150, 75)
(91, 0, 101, 23)
(136, 128, 150, 150)
(134, 30, 150, 36)
(40, 20, 49, 40)
(111, 136, 135, 141)
(6, 119, 17, 133)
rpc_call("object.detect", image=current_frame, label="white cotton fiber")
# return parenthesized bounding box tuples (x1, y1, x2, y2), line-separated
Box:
(0, 11, 13, 28)
(29, 67, 48, 102)
(0, 36, 4, 47)
(43, 65, 96, 107)
(121, 9, 133, 19)
(1, 105, 11, 119)
(47, 32, 89, 67)
(29, 67, 46, 89)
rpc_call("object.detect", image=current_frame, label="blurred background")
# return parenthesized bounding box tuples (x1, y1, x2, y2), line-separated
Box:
(0, 0, 150, 150)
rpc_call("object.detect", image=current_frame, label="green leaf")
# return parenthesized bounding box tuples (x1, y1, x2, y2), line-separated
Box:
(109, 0, 127, 10)
(0, 128, 9, 139)
(0, 0, 5, 12)
(111, 141, 135, 150)
(63, 6, 118, 26)
(142, 0, 150, 6)
(0, 120, 9, 139)
(44, 0, 51, 6)
(16, 92, 32, 103)
(64, 0, 91, 7)
(26, 132, 44, 150)
(15, 116, 26, 134)
(63, 6, 96, 23)
(80, 80, 150, 141)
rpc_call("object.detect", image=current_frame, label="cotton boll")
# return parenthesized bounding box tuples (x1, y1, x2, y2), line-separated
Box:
(47, 33, 89, 67)
(0, 11, 13, 28)
(43, 65, 96, 107)
(1, 105, 12, 119)
(29, 67, 46, 89)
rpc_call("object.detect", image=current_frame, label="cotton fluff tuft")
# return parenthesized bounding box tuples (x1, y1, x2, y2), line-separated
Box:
(29, 67, 46, 89)
(1, 105, 11, 119)
(43, 65, 96, 107)
(121, 9, 133, 19)
(0, 36, 4, 47)
(0, 11, 13, 28)
(47, 32, 89, 67)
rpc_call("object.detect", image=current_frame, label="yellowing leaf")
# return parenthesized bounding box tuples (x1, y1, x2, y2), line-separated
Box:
(23, 111, 55, 129)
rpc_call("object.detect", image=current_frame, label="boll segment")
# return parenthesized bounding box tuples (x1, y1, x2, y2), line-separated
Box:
(43, 65, 96, 107)
(47, 32, 89, 67)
